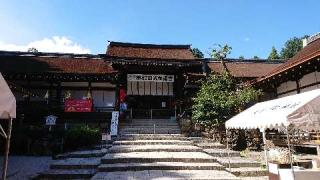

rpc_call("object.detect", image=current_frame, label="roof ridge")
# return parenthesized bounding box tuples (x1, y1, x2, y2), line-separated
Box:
(108, 41, 191, 49)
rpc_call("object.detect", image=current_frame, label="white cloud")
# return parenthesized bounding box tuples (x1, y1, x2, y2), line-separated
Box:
(244, 37, 250, 42)
(0, 36, 91, 54)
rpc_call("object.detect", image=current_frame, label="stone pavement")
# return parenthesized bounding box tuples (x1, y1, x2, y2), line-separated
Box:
(92, 170, 240, 180)
(37, 118, 267, 179)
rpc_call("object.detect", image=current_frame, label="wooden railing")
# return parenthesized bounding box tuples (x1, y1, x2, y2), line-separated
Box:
(128, 108, 177, 119)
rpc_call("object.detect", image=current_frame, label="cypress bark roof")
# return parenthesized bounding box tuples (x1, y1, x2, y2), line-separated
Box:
(256, 38, 320, 82)
(0, 55, 115, 74)
(207, 60, 283, 78)
(106, 41, 195, 60)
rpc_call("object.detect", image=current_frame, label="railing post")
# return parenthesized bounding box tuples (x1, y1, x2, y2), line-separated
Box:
(174, 105, 177, 119)
(150, 109, 153, 120)
(130, 108, 133, 119)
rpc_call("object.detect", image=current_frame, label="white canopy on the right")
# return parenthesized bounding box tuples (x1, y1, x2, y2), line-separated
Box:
(0, 73, 16, 119)
(226, 89, 320, 131)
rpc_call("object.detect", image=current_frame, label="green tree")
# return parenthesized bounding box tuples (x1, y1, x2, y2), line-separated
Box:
(268, 46, 280, 60)
(253, 55, 260, 60)
(192, 44, 261, 128)
(192, 72, 261, 128)
(239, 55, 245, 60)
(280, 36, 308, 59)
(210, 44, 232, 72)
(191, 48, 204, 58)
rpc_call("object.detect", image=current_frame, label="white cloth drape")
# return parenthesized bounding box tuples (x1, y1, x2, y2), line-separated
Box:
(0, 73, 16, 119)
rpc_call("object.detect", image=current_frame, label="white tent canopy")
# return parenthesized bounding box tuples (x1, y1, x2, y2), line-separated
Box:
(0, 73, 16, 119)
(226, 89, 320, 131)
(1, 73, 16, 180)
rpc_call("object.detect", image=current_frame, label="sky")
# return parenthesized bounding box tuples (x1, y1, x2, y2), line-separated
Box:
(0, 0, 319, 58)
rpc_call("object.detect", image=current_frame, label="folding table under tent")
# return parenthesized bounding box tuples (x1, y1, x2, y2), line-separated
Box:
(0, 73, 16, 180)
(225, 89, 320, 179)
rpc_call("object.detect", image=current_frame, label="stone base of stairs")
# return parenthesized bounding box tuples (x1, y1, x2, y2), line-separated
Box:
(55, 148, 108, 159)
(50, 158, 100, 169)
(227, 167, 268, 177)
(98, 162, 224, 171)
(203, 149, 241, 157)
(216, 157, 261, 168)
(117, 134, 187, 140)
(108, 145, 202, 153)
(37, 169, 96, 179)
(92, 170, 240, 180)
(113, 140, 191, 145)
(101, 151, 216, 163)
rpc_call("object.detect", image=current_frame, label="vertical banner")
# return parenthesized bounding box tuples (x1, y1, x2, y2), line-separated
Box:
(110, 111, 119, 136)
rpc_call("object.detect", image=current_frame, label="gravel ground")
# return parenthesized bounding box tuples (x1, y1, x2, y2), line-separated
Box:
(0, 156, 53, 180)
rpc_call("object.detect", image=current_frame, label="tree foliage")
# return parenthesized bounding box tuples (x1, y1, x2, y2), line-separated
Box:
(268, 46, 280, 60)
(239, 55, 245, 60)
(192, 44, 261, 128)
(210, 44, 232, 60)
(280, 36, 307, 59)
(253, 55, 260, 60)
(191, 72, 261, 128)
(28, 47, 38, 53)
(191, 48, 204, 58)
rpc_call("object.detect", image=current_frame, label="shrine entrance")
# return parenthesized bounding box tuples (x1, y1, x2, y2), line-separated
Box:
(126, 74, 176, 119)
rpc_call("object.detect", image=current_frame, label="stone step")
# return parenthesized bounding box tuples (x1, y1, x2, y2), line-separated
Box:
(120, 126, 180, 129)
(241, 176, 268, 180)
(120, 127, 181, 131)
(126, 118, 176, 122)
(107, 145, 202, 153)
(120, 131, 182, 135)
(203, 149, 241, 157)
(227, 167, 268, 177)
(113, 140, 192, 145)
(119, 129, 181, 134)
(120, 124, 180, 127)
(216, 157, 261, 168)
(118, 134, 186, 140)
(37, 169, 95, 179)
(196, 142, 225, 149)
(50, 158, 100, 169)
(55, 149, 108, 159)
(98, 162, 224, 172)
(101, 152, 216, 164)
(121, 122, 178, 125)
(92, 170, 240, 180)
(119, 122, 179, 126)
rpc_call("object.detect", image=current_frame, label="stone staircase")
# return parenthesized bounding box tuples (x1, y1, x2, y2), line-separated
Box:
(36, 149, 109, 179)
(36, 118, 267, 179)
(119, 119, 181, 134)
(196, 139, 268, 179)
(91, 118, 239, 179)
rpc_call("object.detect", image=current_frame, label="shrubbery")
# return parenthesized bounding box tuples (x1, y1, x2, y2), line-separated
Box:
(7, 124, 101, 155)
(64, 125, 100, 151)
(192, 72, 260, 129)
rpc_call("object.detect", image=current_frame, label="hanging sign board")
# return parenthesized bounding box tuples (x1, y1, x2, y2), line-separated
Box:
(127, 74, 174, 82)
(110, 111, 119, 136)
(64, 99, 93, 112)
(45, 115, 57, 125)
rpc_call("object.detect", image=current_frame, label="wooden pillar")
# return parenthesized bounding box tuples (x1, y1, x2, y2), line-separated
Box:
(296, 80, 300, 94)
(56, 82, 61, 102)
(115, 84, 120, 111)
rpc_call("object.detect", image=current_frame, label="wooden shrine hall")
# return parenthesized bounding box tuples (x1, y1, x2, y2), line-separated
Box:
(0, 41, 284, 124)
